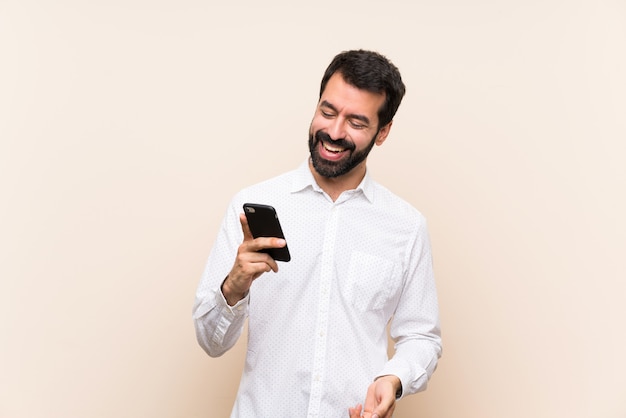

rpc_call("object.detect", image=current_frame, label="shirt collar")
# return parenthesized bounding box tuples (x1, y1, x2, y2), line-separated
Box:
(290, 158, 375, 203)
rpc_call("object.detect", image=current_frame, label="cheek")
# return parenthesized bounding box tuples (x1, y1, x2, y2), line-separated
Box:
(352, 131, 374, 146)
(310, 115, 325, 133)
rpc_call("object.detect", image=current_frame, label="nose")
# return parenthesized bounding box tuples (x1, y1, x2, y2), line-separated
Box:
(326, 117, 346, 140)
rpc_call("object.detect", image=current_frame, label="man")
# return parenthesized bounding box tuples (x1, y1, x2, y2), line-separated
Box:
(193, 49, 442, 418)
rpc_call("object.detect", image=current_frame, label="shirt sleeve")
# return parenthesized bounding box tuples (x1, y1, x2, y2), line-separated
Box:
(193, 285, 249, 357)
(192, 200, 249, 357)
(376, 216, 442, 398)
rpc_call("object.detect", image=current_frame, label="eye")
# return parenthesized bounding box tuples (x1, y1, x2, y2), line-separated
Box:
(349, 120, 366, 129)
(321, 110, 335, 118)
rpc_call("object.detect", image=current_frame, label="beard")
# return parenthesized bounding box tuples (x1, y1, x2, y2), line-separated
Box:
(308, 129, 378, 178)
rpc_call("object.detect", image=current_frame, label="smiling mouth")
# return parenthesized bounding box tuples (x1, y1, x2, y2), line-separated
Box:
(322, 141, 347, 153)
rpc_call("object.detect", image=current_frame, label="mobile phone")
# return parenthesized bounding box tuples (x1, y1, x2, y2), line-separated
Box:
(243, 203, 291, 262)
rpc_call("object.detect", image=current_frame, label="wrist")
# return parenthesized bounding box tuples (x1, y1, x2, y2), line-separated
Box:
(221, 276, 247, 306)
(376, 375, 402, 399)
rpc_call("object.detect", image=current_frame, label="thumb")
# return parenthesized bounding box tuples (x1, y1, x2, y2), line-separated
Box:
(372, 400, 395, 418)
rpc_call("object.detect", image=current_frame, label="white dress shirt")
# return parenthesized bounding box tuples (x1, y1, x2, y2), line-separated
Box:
(193, 160, 442, 417)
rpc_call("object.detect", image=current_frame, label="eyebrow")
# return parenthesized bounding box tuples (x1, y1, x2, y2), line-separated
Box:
(320, 100, 371, 126)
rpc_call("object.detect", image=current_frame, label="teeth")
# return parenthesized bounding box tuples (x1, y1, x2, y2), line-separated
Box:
(323, 143, 345, 153)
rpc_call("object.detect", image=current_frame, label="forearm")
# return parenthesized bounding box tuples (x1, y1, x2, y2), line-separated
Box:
(192, 286, 249, 357)
(377, 335, 441, 397)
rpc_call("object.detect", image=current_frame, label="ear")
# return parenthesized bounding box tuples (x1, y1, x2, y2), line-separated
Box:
(375, 121, 393, 146)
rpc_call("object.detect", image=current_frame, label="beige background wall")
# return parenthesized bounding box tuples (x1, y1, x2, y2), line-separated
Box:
(1, 0, 625, 417)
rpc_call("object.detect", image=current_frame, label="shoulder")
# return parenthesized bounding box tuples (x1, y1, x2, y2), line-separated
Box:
(370, 180, 427, 225)
(230, 168, 297, 207)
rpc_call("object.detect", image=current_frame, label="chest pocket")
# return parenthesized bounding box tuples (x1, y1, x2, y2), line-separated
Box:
(347, 251, 402, 312)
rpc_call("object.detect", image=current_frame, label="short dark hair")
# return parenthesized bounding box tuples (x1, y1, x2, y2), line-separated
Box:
(319, 49, 406, 128)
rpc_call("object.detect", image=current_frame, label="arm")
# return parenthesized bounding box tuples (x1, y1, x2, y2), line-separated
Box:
(193, 205, 287, 357)
(378, 217, 442, 395)
(350, 217, 442, 417)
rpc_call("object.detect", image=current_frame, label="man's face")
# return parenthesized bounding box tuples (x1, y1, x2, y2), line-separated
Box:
(309, 73, 390, 178)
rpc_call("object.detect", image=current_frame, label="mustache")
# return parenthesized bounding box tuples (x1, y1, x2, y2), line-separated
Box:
(315, 131, 355, 151)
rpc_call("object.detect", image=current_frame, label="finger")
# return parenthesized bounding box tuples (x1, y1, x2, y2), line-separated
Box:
(372, 404, 395, 418)
(363, 382, 377, 414)
(371, 394, 395, 418)
(250, 237, 286, 251)
(238, 251, 279, 275)
(265, 256, 280, 273)
(244, 237, 286, 265)
(239, 247, 280, 274)
(239, 213, 254, 241)
(348, 404, 362, 418)
(263, 259, 278, 274)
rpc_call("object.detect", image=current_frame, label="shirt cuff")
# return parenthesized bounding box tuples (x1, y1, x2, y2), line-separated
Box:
(216, 284, 249, 315)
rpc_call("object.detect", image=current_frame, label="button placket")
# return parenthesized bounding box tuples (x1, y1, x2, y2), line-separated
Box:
(306, 204, 339, 417)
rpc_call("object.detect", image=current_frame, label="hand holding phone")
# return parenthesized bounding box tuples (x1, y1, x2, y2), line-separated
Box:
(243, 203, 291, 262)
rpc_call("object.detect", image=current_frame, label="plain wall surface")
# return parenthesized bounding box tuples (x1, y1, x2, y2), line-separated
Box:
(1, 0, 625, 417)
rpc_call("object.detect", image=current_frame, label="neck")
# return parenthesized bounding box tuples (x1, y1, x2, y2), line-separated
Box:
(308, 159, 366, 202)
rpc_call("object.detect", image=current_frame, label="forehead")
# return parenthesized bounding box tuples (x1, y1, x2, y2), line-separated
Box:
(319, 73, 385, 122)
